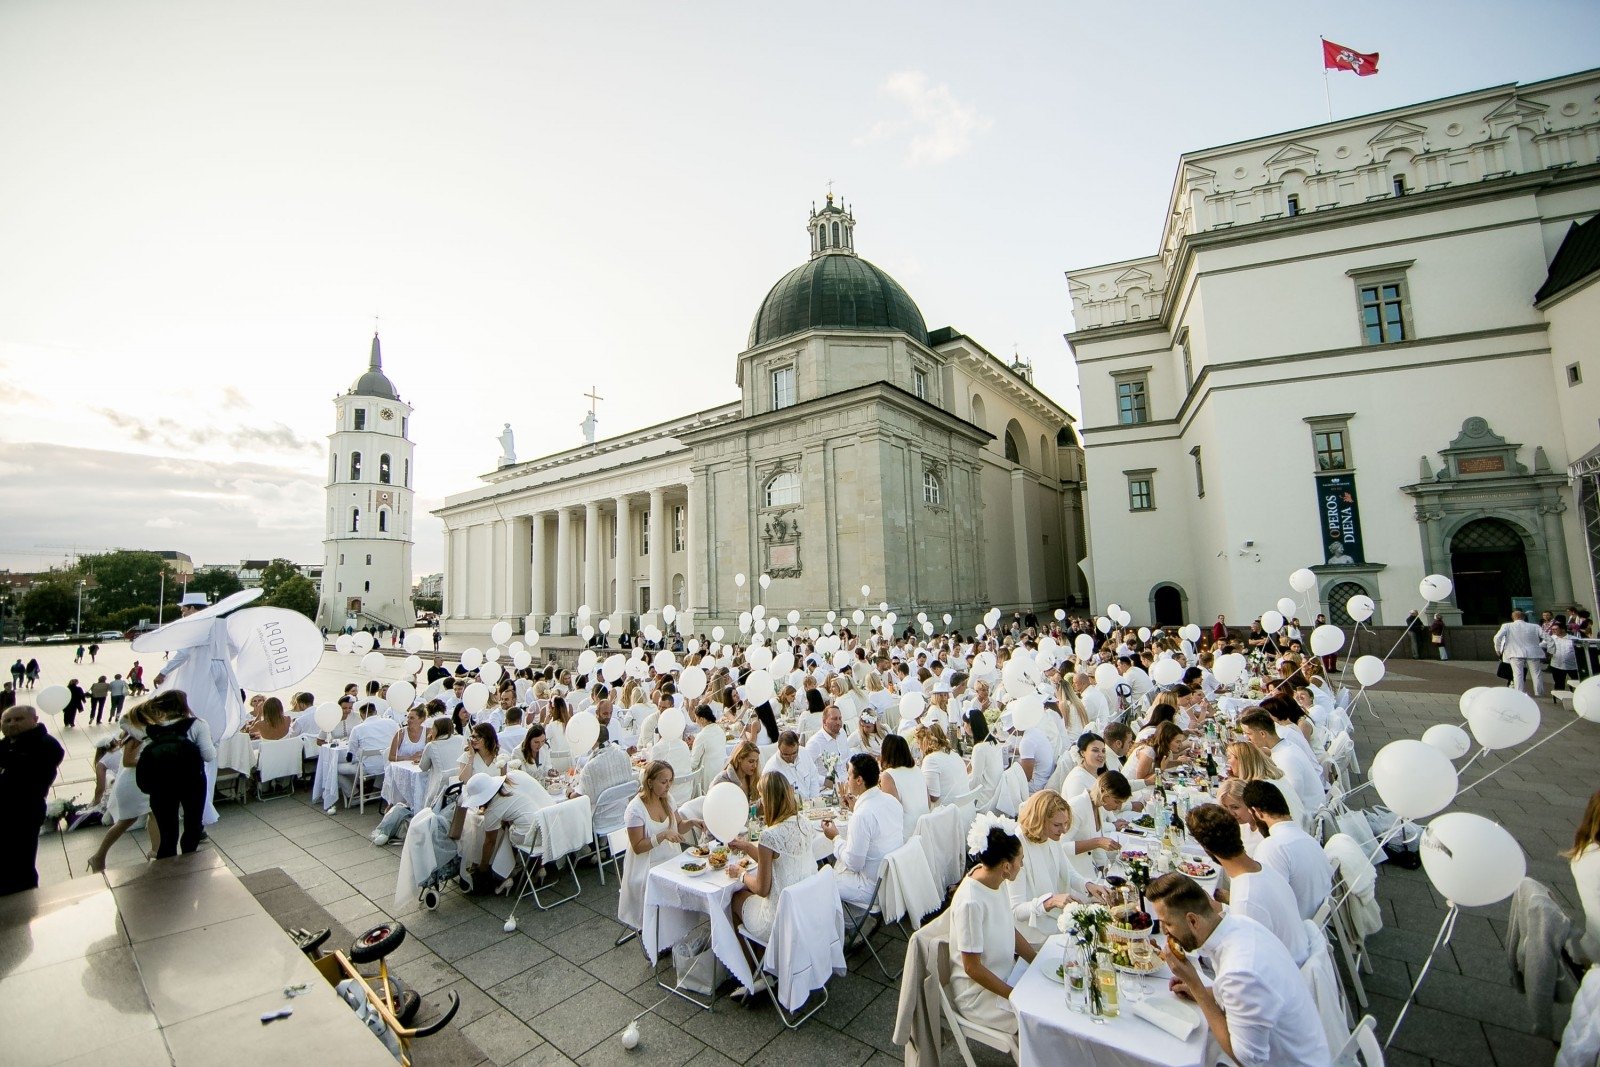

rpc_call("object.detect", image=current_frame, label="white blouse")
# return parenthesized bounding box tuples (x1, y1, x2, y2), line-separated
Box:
(950, 874, 1018, 1015)
(1007, 836, 1089, 944)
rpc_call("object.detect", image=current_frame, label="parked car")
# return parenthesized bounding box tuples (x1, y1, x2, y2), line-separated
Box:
(44, 633, 71, 643)
(95, 631, 124, 641)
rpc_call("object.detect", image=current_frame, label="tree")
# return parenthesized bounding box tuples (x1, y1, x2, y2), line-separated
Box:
(414, 596, 442, 615)
(189, 569, 244, 602)
(21, 577, 77, 632)
(76, 550, 168, 617)
(259, 559, 300, 600)
(264, 574, 318, 619)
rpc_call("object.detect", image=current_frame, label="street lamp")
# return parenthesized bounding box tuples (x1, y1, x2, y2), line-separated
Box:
(76, 579, 86, 637)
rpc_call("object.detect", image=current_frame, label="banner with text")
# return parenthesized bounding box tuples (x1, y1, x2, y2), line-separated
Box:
(1316, 473, 1365, 565)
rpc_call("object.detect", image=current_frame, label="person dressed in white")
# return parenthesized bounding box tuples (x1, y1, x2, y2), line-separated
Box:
(1116, 656, 1154, 706)
(961, 709, 1003, 810)
(1565, 789, 1600, 964)
(1240, 710, 1323, 825)
(762, 730, 821, 801)
(1007, 791, 1109, 946)
(1017, 721, 1055, 794)
(917, 723, 968, 806)
(1494, 609, 1547, 697)
(618, 760, 689, 931)
(148, 591, 246, 826)
(497, 707, 529, 755)
(1073, 673, 1112, 729)
(1151, 873, 1331, 1067)
(1063, 772, 1131, 881)
(730, 772, 816, 942)
(949, 815, 1037, 1034)
(339, 703, 399, 799)
(822, 754, 904, 908)
(877, 734, 928, 838)
(459, 772, 545, 886)
(1185, 803, 1310, 965)
(688, 707, 728, 796)
(1244, 781, 1332, 921)
(803, 705, 856, 786)
(1060, 731, 1108, 801)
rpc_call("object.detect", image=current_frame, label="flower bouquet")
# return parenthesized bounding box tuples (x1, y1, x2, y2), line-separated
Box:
(1059, 903, 1112, 1015)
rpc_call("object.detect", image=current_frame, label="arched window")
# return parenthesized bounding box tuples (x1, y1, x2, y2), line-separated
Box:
(378, 511, 388, 533)
(765, 471, 801, 508)
(403, 458, 409, 487)
(1004, 431, 1021, 464)
(350, 508, 361, 532)
(831, 221, 840, 246)
(379, 454, 391, 484)
(330, 453, 337, 483)
(349, 452, 362, 480)
(923, 471, 942, 505)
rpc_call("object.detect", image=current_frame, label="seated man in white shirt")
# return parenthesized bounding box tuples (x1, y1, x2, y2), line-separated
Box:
(1116, 656, 1154, 705)
(287, 692, 320, 737)
(763, 729, 822, 800)
(576, 734, 635, 801)
(1243, 781, 1333, 921)
(1185, 803, 1310, 965)
(822, 754, 905, 908)
(804, 705, 856, 785)
(1239, 709, 1324, 823)
(497, 706, 529, 755)
(1073, 672, 1112, 728)
(1017, 723, 1056, 794)
(1150, 873, 1331, 1067)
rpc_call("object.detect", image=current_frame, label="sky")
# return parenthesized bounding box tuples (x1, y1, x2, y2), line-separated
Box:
(2, 0, 1596, 580)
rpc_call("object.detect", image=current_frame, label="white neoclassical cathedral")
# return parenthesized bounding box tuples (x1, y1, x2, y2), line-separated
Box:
(318, 334, 418, 631)
(434, 197, 1089, 640)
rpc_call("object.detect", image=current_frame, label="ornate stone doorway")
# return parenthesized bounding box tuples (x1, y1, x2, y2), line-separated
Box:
(1150, 584, 1185, 627)
(1449, 518, 1533, 624)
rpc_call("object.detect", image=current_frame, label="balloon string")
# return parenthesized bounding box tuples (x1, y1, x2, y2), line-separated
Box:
(1386, 904, 1459, 1048)
(1453, 718, 1579, 800)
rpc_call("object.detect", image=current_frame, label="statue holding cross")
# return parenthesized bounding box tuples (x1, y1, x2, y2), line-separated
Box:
(580, 385, 603, 445)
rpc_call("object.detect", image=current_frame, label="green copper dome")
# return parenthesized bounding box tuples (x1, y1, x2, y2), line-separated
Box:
(748, 253, 928, 348)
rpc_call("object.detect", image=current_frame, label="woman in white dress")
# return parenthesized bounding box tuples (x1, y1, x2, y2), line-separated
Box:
(1565, 789, 1600, 964)
(950, 815, 1036, 1033)
(877, 734, 928, 837)
(617, 760, 689, 931)
(1060, 731, 1107, 801)
(86, 700, 162, 872)
(389, 706, 429, 763)
(1009, 791, 1111, 945)
(544, 696, 573, 771)
(918, 724, 968, 806)
(458, 723, 508, 782)
(853, 710, 885, 759)
(731, 772, 816, 941)
(962, 709, 1003, 811)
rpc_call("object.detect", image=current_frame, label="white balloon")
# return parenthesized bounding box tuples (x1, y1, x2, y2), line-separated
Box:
(1116, 610, 1132, 628)
(599, 619, 612, 634)
(851, 609, 865, 625)
(1353, 655, 1385, 688)
(1309, 625, 1345, 657)
(770, 652, 795, 677)
(1180, 624, 1202, 643)
(1345, 595, 1376, 623)
(576, 649, 598, 675)
(662, 604, 677, 624)
(831, 650, 852, 671)
(1370, 739, 1458, 819)
(1096, 617, 1112, 634)
(679, 665, 708, 700)
(1213, 653, 1247, 685)
(461, 647, 484, 671)
(751, 604, 766, 622)
(1419, 574, 1454, 603)
(334, 634, 354, 655)
(704, 781, 749, 843)
(1458, 687, 1489, 717)
(361, 650, 387, 676)
(576, 604, 591, 623)
(1009, 694, 1045, 730)
(403, 628, 428, 653)
(401, 655, 422, 677)
(387, 680, 416, 710)
(1288, 568, 1318, 593)
(485, 646, 501, 663)
(746, 644, 773, 670)
(1466, 689, 1540, 749)
(1421, 812, 1526, 908)
(767, 618, 781, 633)
(526, 632, 540, 648)
(881, 602, 891, 614)
(313, 703, 343, 732)
(1137, 626, 1151, 642)
(566, 711, 600, 754)
(658, 707, 686, 741)
(509, 641, 525, 654)
(603, 654, 626, 683)
(642, 625, 661, 645)
(786, 609, 800, 625)
(462, 682, 489, 713)
(580, 625, 595, 642)
(900, 692, 926, 721)
(745, 669, 775, 704)
(735, 573, 746, 588)
(1150, 659, 1184, 686)
(1276, 597, 1297, 618)
(35, 685, 69, 716)
(653, 650, 677, 673)
(923, 619, 937, 637)
(976, 624, 987, 638)
(972, 651, 997, 675)
(1074, 634, 1094, 660)
(1422, 723, 1472, 760)
(1094, 663, 1119, 688)
(711, 625, 726, 642)
(490, 621, 512, 645)
(353, 630, 376, 653)
(860, 585, 871, 598)
(759, 574, 772, 590)
(944, 613, 953, 626)
(1260, 610, 1285, 635)
(512, 650, 533, 669)
(1107, 603, 1122, 617)
(1054, 609, 1066, 622)
(1574, 675, 1600, 724)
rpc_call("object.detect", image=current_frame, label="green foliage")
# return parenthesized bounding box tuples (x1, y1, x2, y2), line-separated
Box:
(77, 551, 169, 616)
(414, 596, 442, 614)
(21, 577, 77, 632)
(189, 569, 244, 601)
(264, 574, 318, 618)
(94, 604, 165, 633)
(259, 559, 300, 599)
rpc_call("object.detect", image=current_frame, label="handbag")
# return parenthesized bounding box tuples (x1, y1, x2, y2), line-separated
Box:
(1431, 635, 1443, 645)
(1496, 661, 1514, 682)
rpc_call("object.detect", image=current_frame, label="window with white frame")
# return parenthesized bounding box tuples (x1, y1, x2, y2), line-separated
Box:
(1125, 470, 1155, 512)
(1190, 446, 1205, 498)
(640, 511, 650, 556)
(913, 367, 929, 400)
(771, 365, 797, 410)
(923, 470, 942, 505)
(764, 471, 801, 508)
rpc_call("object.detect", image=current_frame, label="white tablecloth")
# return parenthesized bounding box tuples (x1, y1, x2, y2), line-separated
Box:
(215, 732, 256, 775)
(311, 743, 347, 811)
(641, 860, 757, 993)
(381, 761, 429, 813)
(1013, 936, 1218, 1067)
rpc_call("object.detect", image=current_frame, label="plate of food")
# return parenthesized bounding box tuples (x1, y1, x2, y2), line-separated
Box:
(1119, 847, 1149, 865)
(1131, 813, 1156, 830)
(1179, 858, 1218, 880)
(1110, 941, 1164, 976)
(680, 859, 708, 874)
(687, 846, 709, 858)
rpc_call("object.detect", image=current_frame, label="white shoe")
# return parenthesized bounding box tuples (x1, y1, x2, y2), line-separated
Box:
(371, 833, 389, 846)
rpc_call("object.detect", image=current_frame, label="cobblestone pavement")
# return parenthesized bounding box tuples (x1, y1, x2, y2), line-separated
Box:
(16, 642, 1597, 1066)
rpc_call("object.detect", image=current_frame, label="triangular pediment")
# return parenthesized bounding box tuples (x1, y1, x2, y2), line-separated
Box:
(1368, 120, 1428, 147)
(1180, 163, 1216, 189)
(1265, 142, 1319, 167)
(1485, 95, 1548, 128)
(1113, 268, 1153, 290)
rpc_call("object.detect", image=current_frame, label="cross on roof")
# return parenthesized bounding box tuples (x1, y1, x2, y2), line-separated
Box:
(585, 386, 603, 414)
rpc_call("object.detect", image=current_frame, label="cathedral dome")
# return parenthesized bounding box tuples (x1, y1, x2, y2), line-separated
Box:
(748, 196, 928, 348)
(350, 332, 399, 401)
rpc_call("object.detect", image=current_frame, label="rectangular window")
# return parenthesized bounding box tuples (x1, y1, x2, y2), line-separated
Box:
(366, 554, 372, 566)
(354, 408, 366, 430)
(1314, 428, 1347, 470)
(1190, 446, 1205, 498)
(913, 368, 929, 400)
(1392, 175, 1408, 197)
(1568, 362, 1583, 386)
(1180, 338, 1194, 392)
(1127, 475, 1154, 512)
(1358, 282, 1407, 344)
(771, 366, 796, 410)
(1114, 375, 1149, 425)
(400, 417, 407, 437)
(1286, 194, 1300, 216)
(339, 553, 345, 566)
(672, 505, 685, 552)
(640, 511, 650, 556)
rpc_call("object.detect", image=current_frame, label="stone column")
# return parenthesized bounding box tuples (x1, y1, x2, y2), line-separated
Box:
(1010, 468, 1032, 612)
(482, 521, 498, 619)
(584, 501, 603, 624)
(648, 486, 667, 626)
(1542, 500, 1575, 605)
(552, 507, 574, 635)
(686, 475, 703, 621)
(441, 527, 454, 617)
(610, 495, 632, 636)
(529, 511, 548, 633)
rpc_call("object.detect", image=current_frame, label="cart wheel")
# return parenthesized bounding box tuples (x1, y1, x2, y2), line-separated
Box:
(349, 922, 407, 964)
(421, 887, 440, 910)
(395, 988, 422, 1025)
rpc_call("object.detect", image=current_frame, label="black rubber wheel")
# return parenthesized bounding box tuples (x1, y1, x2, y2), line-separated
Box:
(389, 976, 421, 1025)
(421, 887, 440, 910)
(349, 922, 407, 964)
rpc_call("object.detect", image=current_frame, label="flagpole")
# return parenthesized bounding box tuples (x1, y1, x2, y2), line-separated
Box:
(1320, 37, 1333, 121)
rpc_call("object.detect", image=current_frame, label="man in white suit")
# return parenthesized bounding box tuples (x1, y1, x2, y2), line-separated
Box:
(1493, 610, 1546, 696)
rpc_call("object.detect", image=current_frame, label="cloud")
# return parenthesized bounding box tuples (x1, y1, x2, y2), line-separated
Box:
(93, 407, 321, 458)
(859, 70, 993, 165)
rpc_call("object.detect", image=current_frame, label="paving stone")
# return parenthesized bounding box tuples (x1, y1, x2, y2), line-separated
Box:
(464, 1006, 545, 1065)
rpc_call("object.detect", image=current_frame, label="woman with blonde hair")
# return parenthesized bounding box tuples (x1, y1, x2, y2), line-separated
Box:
(730, 772, 815, 941)
(1225, 739, 1306, 826)
(713, 740, 762, 806)
(246, 696, 292, 741)
(85, 699, 165, 872)
(1007, 790, 1108, 945)
(917, 722, 968, 806)
(618, 761, 688, 931)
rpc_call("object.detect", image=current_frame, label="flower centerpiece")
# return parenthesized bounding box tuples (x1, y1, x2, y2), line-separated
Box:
(1059, 902, 1112, 1014)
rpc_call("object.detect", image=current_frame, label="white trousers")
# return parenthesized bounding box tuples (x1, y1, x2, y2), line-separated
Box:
(1508, 657, 1544, 697)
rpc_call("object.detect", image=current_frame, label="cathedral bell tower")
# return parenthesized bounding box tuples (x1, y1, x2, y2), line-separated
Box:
(318, 333, 417, 631)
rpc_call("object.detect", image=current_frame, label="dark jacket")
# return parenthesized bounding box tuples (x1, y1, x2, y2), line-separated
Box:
(0, 723, 65, 814)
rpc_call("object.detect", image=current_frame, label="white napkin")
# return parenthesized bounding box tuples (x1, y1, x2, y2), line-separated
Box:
(1131, 996, 1200, 1040)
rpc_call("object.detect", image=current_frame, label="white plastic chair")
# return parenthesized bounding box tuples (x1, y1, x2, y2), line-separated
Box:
(913, 806, 963, 894)
(590, 780, 636, 885)
(936, 940, 1020, 1067)
(1300, 918, 1353, 1049)
(736, 867, 846, 1028)
(342, 741, 391, 812)
(506, 795, 590, 920)
(256, 737, 303, 800)
(1332, 1015, 1383, 1067)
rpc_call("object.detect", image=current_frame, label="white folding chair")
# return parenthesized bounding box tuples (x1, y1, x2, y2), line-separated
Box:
(735, 868, 845, 1029)
(936, 940, 1020, 1067)
(590, 780, 636, 885)
(992, 763, 1028, 817)
(913, 806, 962, 894)
(1300, 917, 1353, 1050)
(343, 743, 391, 812)
(1317, 874, 1372, 1010)
(1332, 1015, 1383, 1067)
(506, 795, 590, 920)
(256, 737, 303, 800)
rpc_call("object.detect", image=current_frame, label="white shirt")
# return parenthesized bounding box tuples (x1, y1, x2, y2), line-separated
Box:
(1494, 619, 1546, 659)
(804, 727, 856, 781)
(1269, 739, 1325, 819)
(1120, 666, 1153, 702)
(1228, 867, 1311, 965)
(1255, 820, 1333, 920)
(1019, 727, 1055, 793)
(1007, 836, 1089, 944)
(921, 750, 968, 804)
(1573, 844, 1600, 963)
(764, 751, 822, 801)
(835, 786, 904, 898)
(346, 717, 399, 774)
(497, 724, 529, 754)
(1060, 764, 1098, 801)
(1194, 912, 1330, 1067)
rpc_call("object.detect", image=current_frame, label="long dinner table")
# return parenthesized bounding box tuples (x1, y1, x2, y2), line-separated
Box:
(641, 856, 758, 1009)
